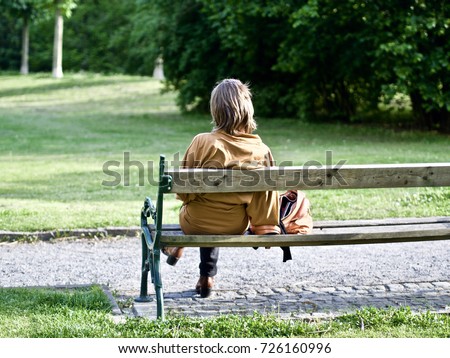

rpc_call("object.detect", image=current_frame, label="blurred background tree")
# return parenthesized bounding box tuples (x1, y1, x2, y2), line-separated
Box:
(50, 0, 77, 78)
(0, 0, 51, 75)
(0, 0, 448, 132)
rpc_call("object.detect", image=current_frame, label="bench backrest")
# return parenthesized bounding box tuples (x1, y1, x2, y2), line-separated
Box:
(160, 161, 450, 194)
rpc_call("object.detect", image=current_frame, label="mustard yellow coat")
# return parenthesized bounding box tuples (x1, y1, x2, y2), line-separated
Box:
(177, 130, 280, 235)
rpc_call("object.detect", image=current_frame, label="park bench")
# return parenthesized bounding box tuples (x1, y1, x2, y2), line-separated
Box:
(136, 155, 450, 319)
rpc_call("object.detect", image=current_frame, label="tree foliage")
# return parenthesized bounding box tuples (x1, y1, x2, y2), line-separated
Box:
(142, 0, 302, 116)
(0, 0, 448, 131)
(143, 0, 448, 130)
(62, 0, 134, 73)
(0, 0, 46, 19)
(372, 0, 449, 130)
(0, 0, 51, 73)
(0, 11, 21, 70)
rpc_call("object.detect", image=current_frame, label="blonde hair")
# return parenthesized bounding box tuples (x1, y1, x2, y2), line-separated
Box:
(210, 79, 257, 135)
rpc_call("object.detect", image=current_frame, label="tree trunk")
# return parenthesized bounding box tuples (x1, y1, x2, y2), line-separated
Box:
(52, 7, 64, 78)
(20, 16, 29, 75)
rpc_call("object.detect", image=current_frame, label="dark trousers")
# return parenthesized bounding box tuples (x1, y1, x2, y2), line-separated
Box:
(199, 247, 219, 277)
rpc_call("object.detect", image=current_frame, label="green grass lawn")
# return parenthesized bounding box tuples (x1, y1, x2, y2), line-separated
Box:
(0, 73, 449, 231)
(1, 75, 449, 339)
(0, 286, 449, 338)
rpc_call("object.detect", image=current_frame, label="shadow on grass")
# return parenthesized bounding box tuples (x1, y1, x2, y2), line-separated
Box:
(0, 76, 147, 98)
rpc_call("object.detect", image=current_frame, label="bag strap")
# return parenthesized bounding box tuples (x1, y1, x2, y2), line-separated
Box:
(278, 220, 292, 261)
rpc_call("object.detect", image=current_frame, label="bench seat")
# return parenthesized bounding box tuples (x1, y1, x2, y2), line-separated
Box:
(153, 216, 450, 247)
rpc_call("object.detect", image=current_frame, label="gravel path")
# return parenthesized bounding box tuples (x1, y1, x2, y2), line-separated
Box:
(2, 236, 450, 318)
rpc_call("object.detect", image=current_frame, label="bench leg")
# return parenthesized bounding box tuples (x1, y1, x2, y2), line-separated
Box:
(152, 248, 165, 320)
(135, 233, 152, 303)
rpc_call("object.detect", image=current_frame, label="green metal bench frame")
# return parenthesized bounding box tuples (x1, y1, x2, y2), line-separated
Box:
(134, 156, 172, 319)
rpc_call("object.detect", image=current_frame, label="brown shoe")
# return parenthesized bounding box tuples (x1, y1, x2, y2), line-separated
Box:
(195, 276, 215, 298)
(161, 247, 184, 266)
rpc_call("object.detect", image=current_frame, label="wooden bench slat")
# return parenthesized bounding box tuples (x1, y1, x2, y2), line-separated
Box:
(150, 216, 450, 231)
(159, 222, 450, 247)
(312, 216, 450, 228)
(166, 163, 450, 193)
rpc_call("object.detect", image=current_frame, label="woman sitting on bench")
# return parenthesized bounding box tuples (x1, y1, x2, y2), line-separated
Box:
(163, 78, 280, 298)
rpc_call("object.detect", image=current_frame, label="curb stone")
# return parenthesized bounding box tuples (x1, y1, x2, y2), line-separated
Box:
(0, 227, 140, 242)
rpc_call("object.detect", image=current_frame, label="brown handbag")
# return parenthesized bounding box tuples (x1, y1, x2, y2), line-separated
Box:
(249, 190, 313, 262)
(279, 190, 313, 235)
(278, 190, 313, 262)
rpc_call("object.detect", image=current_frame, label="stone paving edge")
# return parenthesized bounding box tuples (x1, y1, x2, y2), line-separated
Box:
(0, 227, 140, 241)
